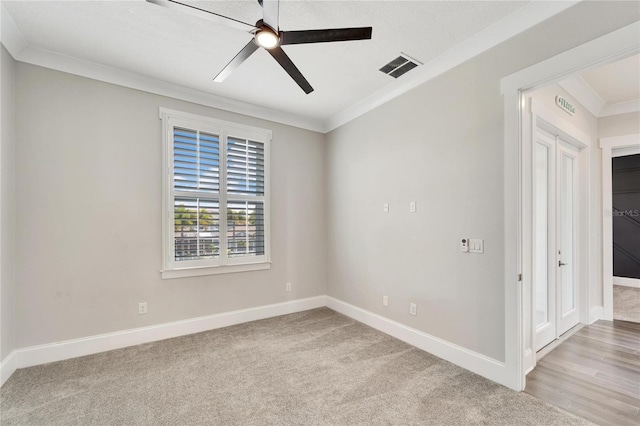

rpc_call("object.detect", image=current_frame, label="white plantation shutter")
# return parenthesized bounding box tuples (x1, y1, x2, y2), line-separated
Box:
(226, 137, 266, 259)
(173, 128, 220, 193)
(162, 109, 270, 274)
(227, 137, 265, 196)
(173, 127, 221, 263)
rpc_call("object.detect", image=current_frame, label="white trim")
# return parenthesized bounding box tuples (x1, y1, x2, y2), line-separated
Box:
(501, 21, 640, 392)
(1, 295, 518, 391)
(557, 76, 640, 119)
(6, 45, 325, 133)
(600, 100, 640, 117)
(589, 305, 604, 324)
(325, 297, 510, 388)
(0, 4, 27, 57)
(557, 76, 606, 118)
(0, 296, 326, 387)
(523, 348, 534, 375)
(601, 133, 640, 320)
(325, 1, 578, 132)
(1, 2, 576, 134)
(526, 101, 591, 363)
(612, 145, 640, 158)
(501, 23, 640, 95)
(0, 351, 17, 387)
(160, 108, 272, 276)
(161, 261, 270, 279)
(613, 277, 640, 289)
(531, 101, 591, 148)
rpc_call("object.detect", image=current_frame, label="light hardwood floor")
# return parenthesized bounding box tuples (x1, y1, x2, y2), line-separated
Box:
(525, 320, 640, 426)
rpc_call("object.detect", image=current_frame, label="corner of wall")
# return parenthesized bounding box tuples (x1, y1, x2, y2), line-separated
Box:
(0, 44, 17, 376)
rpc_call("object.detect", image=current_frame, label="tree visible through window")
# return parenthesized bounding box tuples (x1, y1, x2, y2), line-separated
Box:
(161, 109, 270, 275)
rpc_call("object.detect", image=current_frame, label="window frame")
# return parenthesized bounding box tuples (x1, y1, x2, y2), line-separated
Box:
(160, 108, 271, 279)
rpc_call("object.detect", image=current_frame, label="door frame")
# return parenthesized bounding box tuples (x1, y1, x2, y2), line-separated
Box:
(526, 101, 590, 372)
(500, 21, 640, 391)
(601, 133, 640, 319)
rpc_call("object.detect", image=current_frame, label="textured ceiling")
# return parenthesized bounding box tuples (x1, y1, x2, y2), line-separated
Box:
(581, 53, 640, 105)
(4, 0, 530, 122)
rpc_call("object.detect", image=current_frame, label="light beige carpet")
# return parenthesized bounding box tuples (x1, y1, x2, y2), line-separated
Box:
(613, 285, 640, 323)
(1, 308, 593, 425)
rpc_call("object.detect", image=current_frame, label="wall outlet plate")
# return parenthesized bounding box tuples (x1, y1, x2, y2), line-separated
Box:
(409, 302, 417, 316)
(285, 282, 292, 292)
(382, 295, 389, 307)
(138, 302, 147, 315)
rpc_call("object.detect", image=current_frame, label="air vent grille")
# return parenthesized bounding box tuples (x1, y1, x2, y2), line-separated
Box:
(380, 54, 421, 78)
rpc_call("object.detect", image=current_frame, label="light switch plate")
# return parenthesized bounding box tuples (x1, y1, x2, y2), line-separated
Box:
(409, 201, 416, 213)
(383, 202, 389, 212)
(469, 239, 484, 253)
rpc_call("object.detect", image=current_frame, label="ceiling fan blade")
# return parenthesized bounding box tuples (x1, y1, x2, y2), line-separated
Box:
(281, 27, 372, 45)
(267, 47, 313, 94)
(147, 0, 256, 32)
(261, 0, 279, 32)
(214, 40, 259, 82)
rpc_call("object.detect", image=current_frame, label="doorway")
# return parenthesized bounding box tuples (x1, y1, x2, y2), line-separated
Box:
(527, 105, 590, 360)
(602, 135, 640, 322)
(500, 20, 640, 392)
(532, 127, 581, 352)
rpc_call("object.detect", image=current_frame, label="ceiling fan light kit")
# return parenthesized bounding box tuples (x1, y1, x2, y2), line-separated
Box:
(255, 27, 280, 49)
(147, 0, 373, 94)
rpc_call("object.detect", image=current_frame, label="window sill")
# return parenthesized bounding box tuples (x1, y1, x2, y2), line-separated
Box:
(161, 262, 271, 279)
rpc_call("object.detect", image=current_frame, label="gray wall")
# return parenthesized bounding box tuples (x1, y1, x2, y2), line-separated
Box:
(5, 0, 640, 365)
(1, 46, 16, 360)
(325, 1, 639, 361)
(14, 63, 327, 348)
(599, 112, 640, 138)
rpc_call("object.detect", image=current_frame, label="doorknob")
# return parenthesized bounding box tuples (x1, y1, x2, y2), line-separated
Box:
(558, 261, 568, 267)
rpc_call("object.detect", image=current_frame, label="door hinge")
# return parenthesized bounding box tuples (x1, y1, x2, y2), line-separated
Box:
(518, 273, 523, 282)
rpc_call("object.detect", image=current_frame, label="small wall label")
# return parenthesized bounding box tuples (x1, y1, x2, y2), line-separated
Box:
(555, 96, 575, 116)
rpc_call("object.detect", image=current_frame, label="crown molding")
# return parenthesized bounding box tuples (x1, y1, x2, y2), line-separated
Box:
(0, 2, 324, 134)
(2, 1, 579, 134)
(558, 76, 606, 118)
(0, 3, 28, 55)
(558, 75, 640, 118)
(325, 0, 580, 132)
(12, 46, 325, 133)
(600, 99, 640, 117)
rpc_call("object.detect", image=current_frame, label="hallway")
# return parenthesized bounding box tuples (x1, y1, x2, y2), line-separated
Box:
(525, 320, 640, 425)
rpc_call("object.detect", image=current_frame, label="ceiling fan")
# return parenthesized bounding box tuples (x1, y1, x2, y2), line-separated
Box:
(147, 0, 373, 94)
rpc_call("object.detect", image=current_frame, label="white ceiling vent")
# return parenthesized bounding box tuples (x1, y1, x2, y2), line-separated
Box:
(379, 54, 422, 78)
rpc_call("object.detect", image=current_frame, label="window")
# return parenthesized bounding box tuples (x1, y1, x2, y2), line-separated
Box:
(160, 109, 271, 278)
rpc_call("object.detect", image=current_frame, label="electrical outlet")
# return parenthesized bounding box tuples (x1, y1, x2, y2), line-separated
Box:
(285, 282, 292, 292)
(382, 295, 389, 307)
(409, 302, 417, 316)
(409, 201, 417, 213)
(138, 302, 147, 315)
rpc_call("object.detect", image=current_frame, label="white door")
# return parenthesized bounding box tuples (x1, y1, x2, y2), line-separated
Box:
(557, 142, 580, 335)
(533, 133, 580, 352)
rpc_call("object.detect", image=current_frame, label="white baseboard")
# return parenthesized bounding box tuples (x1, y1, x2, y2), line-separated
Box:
(325, 297, 510, 388)
(0, 351, 17, 387)
(2, 295, 514, 391)
(613, 277, 640, 289)
(1, 296, 326, 387)
(523, 348, 534, 375)
(589, 305, 604, 324)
